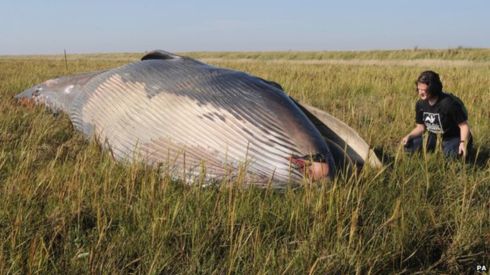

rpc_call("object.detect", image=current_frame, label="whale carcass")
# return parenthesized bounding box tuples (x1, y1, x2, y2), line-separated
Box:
(15, 50, 381, 187)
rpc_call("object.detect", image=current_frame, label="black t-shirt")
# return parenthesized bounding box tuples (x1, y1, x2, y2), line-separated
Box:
(415, 92, 468, 139)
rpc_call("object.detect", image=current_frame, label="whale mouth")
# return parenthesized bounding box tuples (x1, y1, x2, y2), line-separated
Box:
(14, 86, 38, 107)
(17, 97, 37, 108)
(289, 153, 330, 181)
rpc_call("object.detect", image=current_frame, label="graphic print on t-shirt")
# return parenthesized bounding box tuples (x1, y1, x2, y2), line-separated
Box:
(423, 112, 443, 133)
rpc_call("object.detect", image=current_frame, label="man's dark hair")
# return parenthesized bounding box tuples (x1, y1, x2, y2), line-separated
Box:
(416, 70, 443, 97)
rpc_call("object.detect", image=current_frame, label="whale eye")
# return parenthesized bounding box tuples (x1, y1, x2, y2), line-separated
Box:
(33, 87, 42, 97)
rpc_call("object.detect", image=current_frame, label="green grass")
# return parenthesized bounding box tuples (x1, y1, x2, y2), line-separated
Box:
(0, 49, 489, 274)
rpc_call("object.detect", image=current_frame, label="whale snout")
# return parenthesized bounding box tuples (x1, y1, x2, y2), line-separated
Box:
(15, 86, 37, 99)
(14, 86, 42, 107)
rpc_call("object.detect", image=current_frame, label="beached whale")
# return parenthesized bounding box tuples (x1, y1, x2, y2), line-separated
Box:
(15, 50, 381, 187)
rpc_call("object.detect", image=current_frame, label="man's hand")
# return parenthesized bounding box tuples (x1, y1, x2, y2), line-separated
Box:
(458, 142, 467, 157)
(401, 135, 411, 146)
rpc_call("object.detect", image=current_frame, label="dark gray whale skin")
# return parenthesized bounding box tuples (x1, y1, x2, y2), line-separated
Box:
(16, 50, 380, 187)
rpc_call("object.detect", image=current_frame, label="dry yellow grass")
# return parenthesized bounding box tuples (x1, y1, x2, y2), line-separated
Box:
(0, 49, 488, 273)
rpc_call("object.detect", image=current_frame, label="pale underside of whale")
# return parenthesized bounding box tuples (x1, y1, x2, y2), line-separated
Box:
(16, 50, 381, 187)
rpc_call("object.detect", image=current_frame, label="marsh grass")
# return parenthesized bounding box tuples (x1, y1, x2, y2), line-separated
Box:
(186, 48, 490, 61)
(0, 49, 488, 274)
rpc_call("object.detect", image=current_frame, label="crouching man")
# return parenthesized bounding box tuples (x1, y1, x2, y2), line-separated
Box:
(401, 70, 472, 158)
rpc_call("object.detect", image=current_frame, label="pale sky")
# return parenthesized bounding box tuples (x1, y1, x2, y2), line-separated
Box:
(1, 0, 489, 55)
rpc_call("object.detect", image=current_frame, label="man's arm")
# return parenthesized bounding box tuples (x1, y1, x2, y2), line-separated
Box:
(401, 123, 425, 145)
(458, 121, 471, 157)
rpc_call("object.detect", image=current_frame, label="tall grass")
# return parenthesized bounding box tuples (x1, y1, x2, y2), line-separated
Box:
(0, 49, 488, 273)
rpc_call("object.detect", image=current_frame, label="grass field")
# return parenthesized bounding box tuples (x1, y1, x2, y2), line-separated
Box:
(0, 49, 489, 274)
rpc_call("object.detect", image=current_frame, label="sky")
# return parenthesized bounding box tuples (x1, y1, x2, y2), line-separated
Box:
(1, 0, 489, 55)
